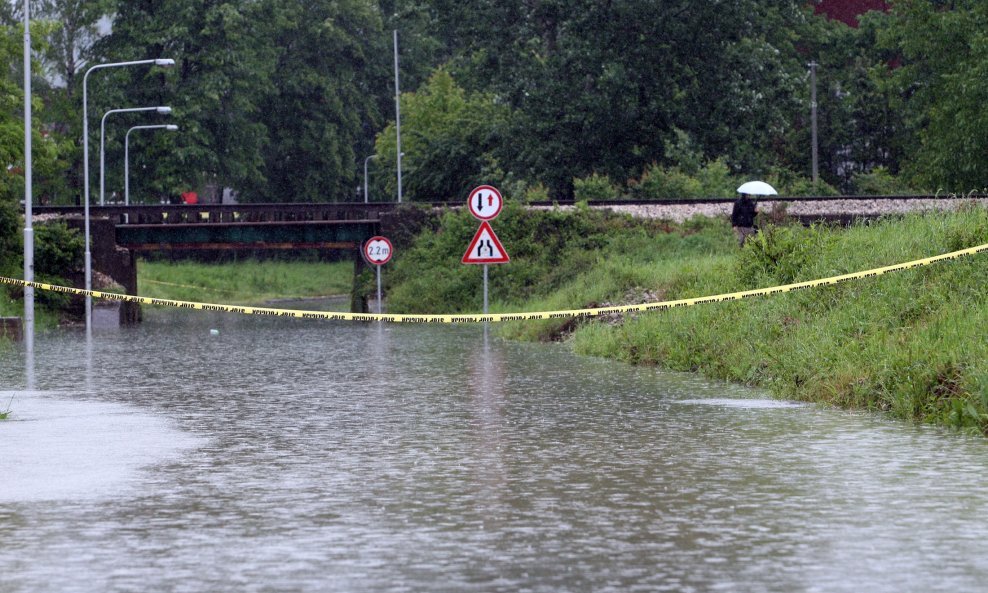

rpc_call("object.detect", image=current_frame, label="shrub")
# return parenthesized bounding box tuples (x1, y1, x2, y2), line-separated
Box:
(630, 158, 741, 200)
(849, 167, 919, 195)
(631, 163, 703, 200)
(573, 173, 621, 201)
(0, 198, 21, 277)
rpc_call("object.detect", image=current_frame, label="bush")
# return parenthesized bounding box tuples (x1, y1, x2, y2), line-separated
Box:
(631, 163, 703, 200)
(630, 158, 741, 200)
(385, 202, 729, 314)
(35, 221, 84, 281)
(0, 198, 21, 277)
(573, 173, 622, 201)
(849, 167, 919, 195)
(763, 169, 840, 197)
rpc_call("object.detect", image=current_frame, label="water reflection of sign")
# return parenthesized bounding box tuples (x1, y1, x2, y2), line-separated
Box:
(363, 236, 393, 265)
(462, 221, 509, 264)
(467, 185, 503, 221)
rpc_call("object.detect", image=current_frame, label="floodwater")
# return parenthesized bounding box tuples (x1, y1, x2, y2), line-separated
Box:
(3, 307, 988, 592)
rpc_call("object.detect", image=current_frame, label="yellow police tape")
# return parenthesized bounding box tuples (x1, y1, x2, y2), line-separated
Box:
(2, 242, 986, 323)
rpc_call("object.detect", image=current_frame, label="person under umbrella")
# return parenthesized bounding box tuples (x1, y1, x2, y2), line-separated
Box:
(731, 181, 777, 247)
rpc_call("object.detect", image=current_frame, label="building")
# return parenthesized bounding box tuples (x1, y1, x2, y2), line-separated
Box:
(813, 0, 889, 27)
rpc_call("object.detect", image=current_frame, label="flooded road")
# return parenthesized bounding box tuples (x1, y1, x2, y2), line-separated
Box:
(2, 309, 988, 592)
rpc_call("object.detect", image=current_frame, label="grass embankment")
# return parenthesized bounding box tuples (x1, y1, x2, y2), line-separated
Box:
(388, 202, 988, 434)
(138, 259, 355, 304)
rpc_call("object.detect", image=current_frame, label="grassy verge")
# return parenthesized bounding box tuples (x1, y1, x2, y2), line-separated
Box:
(138, 259, 355, 304)
(389, 202, 988, 434)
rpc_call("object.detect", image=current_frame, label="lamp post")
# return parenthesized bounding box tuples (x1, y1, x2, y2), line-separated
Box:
(363, 154, 377, 203)
(125, 124, 178, 205)
(101, 106, 171, 205)
(82, 58, 173, 331)
(22, 0, 33, 361)
(393, 29, 402, 204)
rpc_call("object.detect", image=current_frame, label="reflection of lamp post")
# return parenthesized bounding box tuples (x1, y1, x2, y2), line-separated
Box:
(125, 124, 178, 205)
(82, 58, 174, 331)
(101, 106, 171, 205)
(363, 154, 377, 203)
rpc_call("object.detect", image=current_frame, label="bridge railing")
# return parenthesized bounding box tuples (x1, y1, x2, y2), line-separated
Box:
(30, 202, 397, 225)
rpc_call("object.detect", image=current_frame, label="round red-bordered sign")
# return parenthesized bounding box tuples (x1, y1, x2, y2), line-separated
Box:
(363, 236, 393, 265)
(467, 185, 503, 221)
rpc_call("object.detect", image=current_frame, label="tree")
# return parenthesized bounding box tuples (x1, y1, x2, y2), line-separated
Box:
(257, 0, 389, 202)
(877, 0, 988, 191)
(373, 69, 509, 201)
(410, 0, 819, 198)
(774, 11, 906, 191)
(0, 19, 74, 270)
(31, 0, 113, 90)
(90, 0, 392, 202)
(90, 0, 280, 201)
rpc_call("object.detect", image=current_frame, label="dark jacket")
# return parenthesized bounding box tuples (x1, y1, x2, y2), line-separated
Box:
(731, 195, 757, 227)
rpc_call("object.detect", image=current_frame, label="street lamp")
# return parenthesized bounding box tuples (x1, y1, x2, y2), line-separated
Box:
(22, 0, 33, 361)
(363, 154, 377, 203)
(101, 106, 171, 205)
(82, 58, 173, 331)
(125, 124, 178, 205)
(393, 29, 402, 204)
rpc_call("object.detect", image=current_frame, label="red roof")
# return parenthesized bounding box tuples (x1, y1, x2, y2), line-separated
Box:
(814, 0, 889, 27)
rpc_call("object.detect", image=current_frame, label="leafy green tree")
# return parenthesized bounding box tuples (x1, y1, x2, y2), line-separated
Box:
(92, 0, 391, 202)
(774, 12, 907, 192)
(91, 1, 280, 201)
(423, 0, 818, 198)
(31, 0, 114, 87)
(374, 69, 509, 201)
(877, 0, 988, 191)
(257, 0, 388, 202)
(0, 19, 73, 271)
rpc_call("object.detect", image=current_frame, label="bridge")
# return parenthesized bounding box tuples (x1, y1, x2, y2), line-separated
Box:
(32, 202, 391, 251)
(31, 194, 982, 251)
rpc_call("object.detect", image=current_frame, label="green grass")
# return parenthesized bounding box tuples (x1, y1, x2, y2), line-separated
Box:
(562, 207, 988, 434)
(388, 201, 988, 434)
(138, 259, 355, 305)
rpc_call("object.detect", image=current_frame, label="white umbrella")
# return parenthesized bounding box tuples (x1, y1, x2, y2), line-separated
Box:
(736, 180, 778, 196)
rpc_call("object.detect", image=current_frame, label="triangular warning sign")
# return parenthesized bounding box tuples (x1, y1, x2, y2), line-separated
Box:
(462, 221, 510, 264)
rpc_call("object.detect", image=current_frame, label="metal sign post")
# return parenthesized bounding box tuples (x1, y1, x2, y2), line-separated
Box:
(363, 236, 394, 314)
(463, 186, 508, 316)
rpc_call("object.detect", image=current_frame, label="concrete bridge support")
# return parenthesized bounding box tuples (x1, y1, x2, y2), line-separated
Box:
(63, 216, 140, 325)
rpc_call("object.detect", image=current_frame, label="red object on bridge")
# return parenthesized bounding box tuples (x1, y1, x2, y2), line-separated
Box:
(181, 191, 198, 205)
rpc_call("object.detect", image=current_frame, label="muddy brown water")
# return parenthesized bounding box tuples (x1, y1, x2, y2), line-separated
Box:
(2, 307, 988, 592)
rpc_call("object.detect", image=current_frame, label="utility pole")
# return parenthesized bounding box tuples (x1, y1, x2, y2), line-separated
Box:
(809, 61, 819, 188)
(394, 29, 402, 203)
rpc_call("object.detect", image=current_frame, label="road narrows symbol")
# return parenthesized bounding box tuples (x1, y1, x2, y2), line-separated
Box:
(462, 221, 509, 264)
